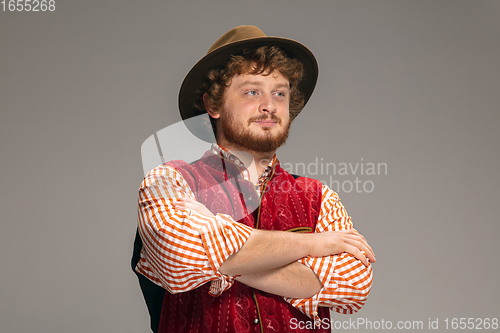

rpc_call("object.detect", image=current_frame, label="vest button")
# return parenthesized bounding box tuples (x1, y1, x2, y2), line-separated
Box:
(253, 318, 259, 324)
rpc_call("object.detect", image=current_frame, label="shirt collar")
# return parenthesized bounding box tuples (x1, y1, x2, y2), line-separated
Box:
(210, 143, 277, 182)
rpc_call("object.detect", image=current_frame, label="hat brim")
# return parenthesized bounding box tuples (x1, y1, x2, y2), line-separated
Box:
(178, 36, 318, 141)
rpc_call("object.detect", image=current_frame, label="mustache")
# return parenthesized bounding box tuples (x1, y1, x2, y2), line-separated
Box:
(248, 114, 281, 125)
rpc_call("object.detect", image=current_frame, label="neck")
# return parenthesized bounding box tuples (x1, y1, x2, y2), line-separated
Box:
(217, 141, 275, 183)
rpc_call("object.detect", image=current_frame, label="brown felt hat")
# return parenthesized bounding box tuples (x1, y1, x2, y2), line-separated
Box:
(178, 25, 318, 141)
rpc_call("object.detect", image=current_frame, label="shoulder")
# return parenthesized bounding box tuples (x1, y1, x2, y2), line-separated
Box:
(275, 167, 343, 205)
(276, 166, 323, 190)
(320, 184, 340, 202)
(140, 162, 189, 189)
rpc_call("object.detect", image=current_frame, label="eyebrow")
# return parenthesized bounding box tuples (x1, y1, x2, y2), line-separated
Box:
(235, 80, 290, 89)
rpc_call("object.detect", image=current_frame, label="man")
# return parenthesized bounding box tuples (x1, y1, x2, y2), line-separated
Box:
(132, 26, 375, 333)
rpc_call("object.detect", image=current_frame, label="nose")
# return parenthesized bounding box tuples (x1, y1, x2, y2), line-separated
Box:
(259, 93, 276, 113)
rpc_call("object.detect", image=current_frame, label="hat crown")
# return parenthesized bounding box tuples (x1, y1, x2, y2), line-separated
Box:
(207, 25, 267, 54)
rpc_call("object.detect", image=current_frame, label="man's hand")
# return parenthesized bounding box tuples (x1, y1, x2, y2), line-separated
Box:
(174, 197, 215, 217)
(307, 230, 375, 266)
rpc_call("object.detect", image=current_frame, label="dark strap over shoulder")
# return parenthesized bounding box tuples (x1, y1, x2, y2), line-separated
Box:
(130, 160, 200, 333)
(132, 229, 165, 333)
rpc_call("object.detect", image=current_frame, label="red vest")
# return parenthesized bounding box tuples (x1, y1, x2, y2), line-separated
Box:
(159, 152, 329, 333)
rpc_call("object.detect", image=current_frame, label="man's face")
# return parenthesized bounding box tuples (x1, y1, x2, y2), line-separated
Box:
(214, 70, 292, 153)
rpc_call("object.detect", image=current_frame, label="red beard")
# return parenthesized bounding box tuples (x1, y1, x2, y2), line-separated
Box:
(218, 112, 292, 153)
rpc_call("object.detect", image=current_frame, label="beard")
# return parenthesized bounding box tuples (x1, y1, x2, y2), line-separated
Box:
(218, 112, 292, 153)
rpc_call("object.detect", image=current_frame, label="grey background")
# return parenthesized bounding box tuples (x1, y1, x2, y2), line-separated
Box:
(1, 0, 499, 332)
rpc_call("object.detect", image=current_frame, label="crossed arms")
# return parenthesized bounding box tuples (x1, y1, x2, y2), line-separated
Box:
(136, 164, 375, 320)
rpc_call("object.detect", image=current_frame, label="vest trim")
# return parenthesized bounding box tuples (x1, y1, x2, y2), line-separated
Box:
(286, 226, 313, 233)
(252, 289, 264, 333)
(255, 163, 278, 229)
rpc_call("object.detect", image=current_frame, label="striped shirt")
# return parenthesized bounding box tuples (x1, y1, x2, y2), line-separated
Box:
(136, 146, 373, 323)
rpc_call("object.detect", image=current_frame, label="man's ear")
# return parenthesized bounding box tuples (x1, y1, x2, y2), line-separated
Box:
(203, 93, 220, 119)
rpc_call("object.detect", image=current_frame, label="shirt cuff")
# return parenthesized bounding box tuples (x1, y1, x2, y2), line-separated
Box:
(284, 255, 339, 324)
(198, 213, 253, 296)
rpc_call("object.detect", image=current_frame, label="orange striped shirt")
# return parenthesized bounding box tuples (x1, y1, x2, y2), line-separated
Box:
(136, 149, 373, 323)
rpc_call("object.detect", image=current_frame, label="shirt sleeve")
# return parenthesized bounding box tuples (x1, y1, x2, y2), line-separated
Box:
(135, 164, 253, 296)
(284, 185, 374, 323)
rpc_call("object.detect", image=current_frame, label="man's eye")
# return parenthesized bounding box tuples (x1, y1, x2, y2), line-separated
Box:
(275, 92, 285, 97)
(246, 90, 258, 96)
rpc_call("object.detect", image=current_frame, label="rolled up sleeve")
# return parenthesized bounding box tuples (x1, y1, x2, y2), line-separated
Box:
(284, 186, 374, 322)
(135, 165, 252, 296)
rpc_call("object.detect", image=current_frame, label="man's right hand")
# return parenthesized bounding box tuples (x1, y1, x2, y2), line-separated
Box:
(306, 230, 375, 266)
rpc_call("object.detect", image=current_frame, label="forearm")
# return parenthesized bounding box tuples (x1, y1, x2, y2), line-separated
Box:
(218, 229, 311, 276)
(235, 261, 322, 299)
(218, 228, 374, 276)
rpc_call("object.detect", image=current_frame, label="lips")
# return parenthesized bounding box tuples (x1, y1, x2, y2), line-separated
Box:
(254, 120, 277, 126)
(250, 115, 281, 126)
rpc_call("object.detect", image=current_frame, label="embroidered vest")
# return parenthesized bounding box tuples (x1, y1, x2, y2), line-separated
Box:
(159, 152, 329, 333)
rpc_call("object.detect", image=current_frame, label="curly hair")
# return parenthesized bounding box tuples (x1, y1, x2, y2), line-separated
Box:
(196, 46, 305, 135)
